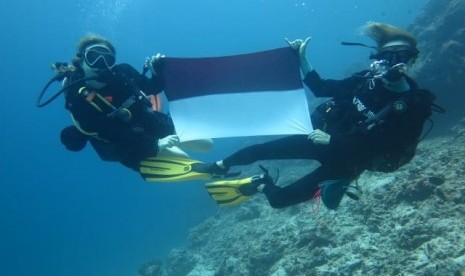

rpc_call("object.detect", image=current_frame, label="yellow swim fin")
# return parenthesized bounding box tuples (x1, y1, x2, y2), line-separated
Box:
(205, 175, 264, 207)
(205, 166, 276, 207)
(139, 156, 211, 183)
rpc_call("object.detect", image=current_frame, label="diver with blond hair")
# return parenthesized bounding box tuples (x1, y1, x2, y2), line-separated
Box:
(202, 22, 439, 209)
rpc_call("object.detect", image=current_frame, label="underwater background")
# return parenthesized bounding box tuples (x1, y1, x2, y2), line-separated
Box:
(0, 1, 430, 275)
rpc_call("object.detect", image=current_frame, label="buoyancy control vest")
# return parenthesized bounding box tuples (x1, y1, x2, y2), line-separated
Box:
(311, 74, 440, 173)
(64, 66, 165, 141)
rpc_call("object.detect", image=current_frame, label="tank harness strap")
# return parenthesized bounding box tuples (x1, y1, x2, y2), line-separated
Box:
(106, 95, 135, 121)
(78, 86, 136, 122)
(78, 87, 116, 114)
(311, 188, 322, 214)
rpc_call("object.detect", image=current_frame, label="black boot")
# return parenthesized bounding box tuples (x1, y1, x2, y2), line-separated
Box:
(238, 165, 276, 196)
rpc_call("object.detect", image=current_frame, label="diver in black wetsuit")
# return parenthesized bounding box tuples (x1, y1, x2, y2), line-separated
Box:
(58, 34, 194, 170)
(203, 22, 436, 209)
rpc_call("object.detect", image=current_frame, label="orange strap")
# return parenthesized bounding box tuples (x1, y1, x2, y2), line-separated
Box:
(85, 91, 96, 101)
(148, 94, 162, 112)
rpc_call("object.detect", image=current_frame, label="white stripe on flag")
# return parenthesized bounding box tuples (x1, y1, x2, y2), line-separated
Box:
(169, 88, 313, 141)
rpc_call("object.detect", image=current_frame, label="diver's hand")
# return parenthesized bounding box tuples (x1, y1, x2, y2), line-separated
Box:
(285, 38, 303, 50)
(285, 37, 311, 56)
(285, 37, 313, 75)
(308, 129, 330, 145)
(157, 135, 180, 151)
(145, 53, 165, 76)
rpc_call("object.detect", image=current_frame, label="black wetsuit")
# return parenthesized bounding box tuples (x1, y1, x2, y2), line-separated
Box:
(62, 63, 174, 170)
(222, 70, 434, 209)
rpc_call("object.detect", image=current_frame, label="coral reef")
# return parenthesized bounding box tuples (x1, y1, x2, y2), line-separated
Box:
(411, 0, 465, 131)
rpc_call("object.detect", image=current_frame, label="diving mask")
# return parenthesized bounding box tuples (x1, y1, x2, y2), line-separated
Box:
(83, 44, 116, 70)
(371, 45, 418, 66)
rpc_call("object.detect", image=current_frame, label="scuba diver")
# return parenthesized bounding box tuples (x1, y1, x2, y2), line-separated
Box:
(202, 22, 441, 209)
(38, 34, 213, 180)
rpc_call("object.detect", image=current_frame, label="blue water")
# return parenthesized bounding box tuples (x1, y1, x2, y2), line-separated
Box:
(0, 0, 427, 275)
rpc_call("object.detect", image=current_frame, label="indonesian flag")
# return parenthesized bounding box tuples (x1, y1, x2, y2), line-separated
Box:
(162, 47, 312, 141)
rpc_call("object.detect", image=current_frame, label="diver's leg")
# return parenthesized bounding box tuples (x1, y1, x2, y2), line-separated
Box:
(194, 135, 321, 176)
(222, 135, 318, 167)
(262, 165, 358, 209)
(262, 166, 325, 208)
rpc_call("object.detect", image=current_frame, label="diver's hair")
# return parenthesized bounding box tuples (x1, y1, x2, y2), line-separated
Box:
(361, 22, 417, 50)
(71, 34, 116, 68)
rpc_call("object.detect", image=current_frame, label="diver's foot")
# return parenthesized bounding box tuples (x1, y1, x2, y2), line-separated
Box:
(192, 161, 230, 177)
(239, 167, 276, 196)
(238, 181, 261, 196)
